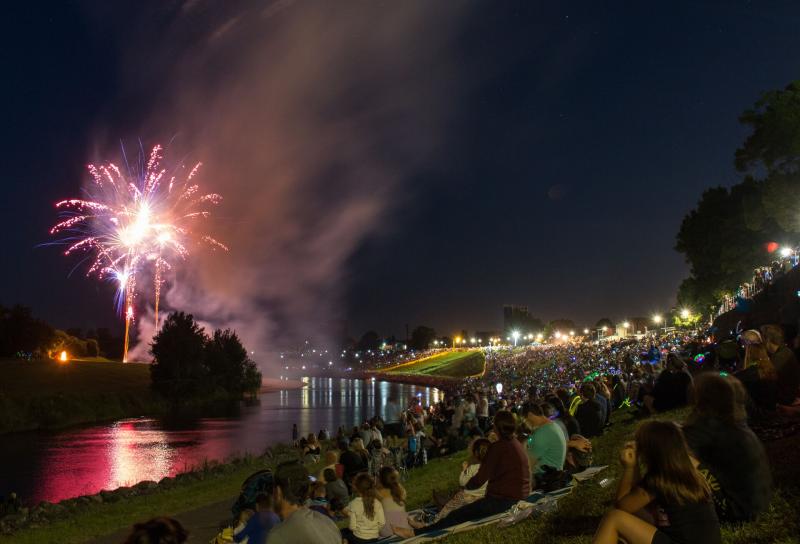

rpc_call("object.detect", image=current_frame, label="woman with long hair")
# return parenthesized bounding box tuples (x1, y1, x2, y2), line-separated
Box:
(683, 373, 772, 521)
(341, 473, 385, 544)
(738, 330, 778, 414)
(592, 420, 720, 544)
(376, 466, 413, 538)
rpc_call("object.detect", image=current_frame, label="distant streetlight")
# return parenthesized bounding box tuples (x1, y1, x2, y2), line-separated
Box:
(583, 328, 589, 334)
(554, 331, 562, 339)
(569, 330, 575, 336)
(781, 247, 793, 258)
(470, 337, 476, 344)
(511, 330, 520, 347)
(536, 333, 543, 341)
(680, 308, 691, 319)
(623, 321, 630, 328)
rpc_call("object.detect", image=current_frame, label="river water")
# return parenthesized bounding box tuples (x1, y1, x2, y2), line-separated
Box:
(0, 378, 439, 505)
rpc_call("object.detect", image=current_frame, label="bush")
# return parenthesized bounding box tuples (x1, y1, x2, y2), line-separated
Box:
(150, 312, 262, 400)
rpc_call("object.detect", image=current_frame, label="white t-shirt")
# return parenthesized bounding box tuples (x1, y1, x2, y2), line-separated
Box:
(348, 497, 385, 539)
(478, 397, 489, 417)
(459, 463, 487, 500)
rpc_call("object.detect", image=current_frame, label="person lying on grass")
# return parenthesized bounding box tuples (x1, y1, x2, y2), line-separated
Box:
(593, 420, 720, 544)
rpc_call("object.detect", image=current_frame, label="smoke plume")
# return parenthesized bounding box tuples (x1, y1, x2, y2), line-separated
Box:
(106, 1, 469, 365)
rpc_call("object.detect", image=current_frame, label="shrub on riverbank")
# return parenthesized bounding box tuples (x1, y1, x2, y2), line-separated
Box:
(150, 312, 262, 400)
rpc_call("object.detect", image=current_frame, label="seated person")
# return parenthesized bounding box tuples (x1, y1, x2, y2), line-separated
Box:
(341, 473, 385, 544)
(762, 324, 800, 407)
(409, 438, 490, 529)
(413, 411, 530, 534)
(234, 493, 280, 544)
(307, 482, 333, 519)
(683, 373, 772, 522)
(645, 354, 693, 413)
(539, 401, 592, 472)
(323, 468, 349, 514)
(124, 517, 188, 544)
(592, 421, 720, 544)
(736, 330, 778, 415)
(376, 467, 413, 538)
(575, 384, 604, 438)
(317, 450, 338, 481)
(522, 403, 566, 477)
(266, 461, 341, 544)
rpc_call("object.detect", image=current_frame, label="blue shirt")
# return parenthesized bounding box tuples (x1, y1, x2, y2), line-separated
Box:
(235, 510, 280, 544)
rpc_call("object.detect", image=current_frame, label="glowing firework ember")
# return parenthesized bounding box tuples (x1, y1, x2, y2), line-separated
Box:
(50, 145, 227, 361)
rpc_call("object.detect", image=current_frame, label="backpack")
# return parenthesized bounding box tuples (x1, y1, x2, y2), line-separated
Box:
(534, 465, 572, 493)
(231, 470, 274, 519)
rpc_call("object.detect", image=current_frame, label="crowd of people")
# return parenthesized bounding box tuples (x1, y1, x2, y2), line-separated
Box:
(121, 323, 800, 544)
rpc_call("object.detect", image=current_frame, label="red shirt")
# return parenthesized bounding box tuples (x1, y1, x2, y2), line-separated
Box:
(466, 437, 530, 500)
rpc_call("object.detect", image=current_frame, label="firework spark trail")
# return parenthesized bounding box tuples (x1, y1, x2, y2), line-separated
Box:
(50, 145, 227, 361)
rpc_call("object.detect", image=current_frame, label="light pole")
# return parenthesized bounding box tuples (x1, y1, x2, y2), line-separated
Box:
(511, 330, 520, 347)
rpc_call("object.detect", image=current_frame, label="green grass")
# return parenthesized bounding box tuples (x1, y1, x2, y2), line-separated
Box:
(0, 461, 263, 544)
(0, 359, 161, 433)
(396, 409, 800, 544)
(4, 408, 797, 543)
(385, 351, 485, 378)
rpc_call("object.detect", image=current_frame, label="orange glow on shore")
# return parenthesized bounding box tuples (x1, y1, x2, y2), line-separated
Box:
(59, 350, 68, 363)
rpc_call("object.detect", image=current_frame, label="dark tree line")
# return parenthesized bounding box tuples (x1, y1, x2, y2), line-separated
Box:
(676, 80, 800, 314)
(0, 304, 110, 359)
(150, 311, 262, 400)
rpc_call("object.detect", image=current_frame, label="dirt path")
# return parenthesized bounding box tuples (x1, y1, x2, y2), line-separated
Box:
(88, 497, 235, 544)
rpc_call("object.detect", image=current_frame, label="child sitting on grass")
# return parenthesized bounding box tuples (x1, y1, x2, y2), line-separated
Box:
(233, 493, 280, 544)
(323, 467, 349, 516)
(341, 473, 385, 544)
(592, 420, 720, 544)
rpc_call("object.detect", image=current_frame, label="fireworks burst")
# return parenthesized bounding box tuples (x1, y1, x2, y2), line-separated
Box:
(51, 144, 227, 361)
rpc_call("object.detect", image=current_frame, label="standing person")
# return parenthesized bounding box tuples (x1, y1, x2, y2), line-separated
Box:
(478, 392, 490, 431)
(291, 424, 298, 446)
(761, 324, 800, 406)
(341, 474, 385, 544)
(591, 421, 720, 544)
(384, 394, 402, 437)
(683, 373, 772, 522)
(266, 461, 341, 544)
(413, 411, 530, 534)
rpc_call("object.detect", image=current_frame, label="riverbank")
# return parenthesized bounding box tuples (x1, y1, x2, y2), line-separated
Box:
(4, 407, 797, 543)
(0, 360, 305, 434)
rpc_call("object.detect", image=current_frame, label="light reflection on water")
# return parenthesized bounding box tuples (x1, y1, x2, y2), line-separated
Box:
(0, 378, 437, 505)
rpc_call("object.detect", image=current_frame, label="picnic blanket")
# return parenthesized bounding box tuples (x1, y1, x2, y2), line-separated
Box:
(378, 485, 574, 544)
(372, 465, 611, 544)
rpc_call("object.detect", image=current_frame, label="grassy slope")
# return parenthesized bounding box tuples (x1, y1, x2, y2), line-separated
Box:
(386, 351, 485, 378)
(0, 360, 161, 433)
(403, 409, 800, 544)
(4, 408, 797, 544)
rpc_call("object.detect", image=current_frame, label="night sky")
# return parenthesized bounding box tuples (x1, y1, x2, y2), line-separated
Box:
(2, 2, 800, 345)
